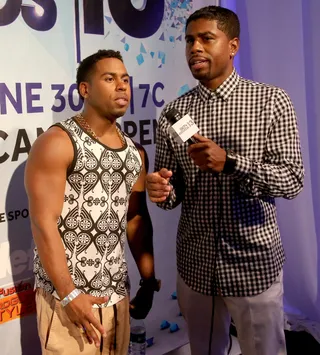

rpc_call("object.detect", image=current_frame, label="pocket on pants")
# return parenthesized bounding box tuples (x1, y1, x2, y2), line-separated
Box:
(46, 300, 86, 352)
(36, 290, 60, 351)
(45, 301, 61, 351)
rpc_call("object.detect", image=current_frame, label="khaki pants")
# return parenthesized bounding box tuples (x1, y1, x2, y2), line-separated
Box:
(36, 288, 130, 355)
(177, 271, 286, 355)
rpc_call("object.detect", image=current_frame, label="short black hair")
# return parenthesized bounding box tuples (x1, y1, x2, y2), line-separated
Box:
(186, 6, 240, 39)
(76, 49, 123, 98)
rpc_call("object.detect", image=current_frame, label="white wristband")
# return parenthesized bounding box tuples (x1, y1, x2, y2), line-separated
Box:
(61, 289, 82, 307)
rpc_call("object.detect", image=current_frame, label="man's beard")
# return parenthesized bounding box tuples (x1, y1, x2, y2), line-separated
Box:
(192, 70, 211, 81)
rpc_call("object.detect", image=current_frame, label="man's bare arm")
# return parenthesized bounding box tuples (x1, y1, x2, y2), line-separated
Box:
(25, 127, 75, 297)
(25, 127, 106, 347)
(127, 145, 154, 280)
(127, 144, 157, 319)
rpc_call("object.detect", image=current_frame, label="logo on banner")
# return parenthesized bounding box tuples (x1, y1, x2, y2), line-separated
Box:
(0, 1, 192, 60)
(0, 279, 36, 324)
(0, 0, 165, 36)
(0, 0, 57, 30)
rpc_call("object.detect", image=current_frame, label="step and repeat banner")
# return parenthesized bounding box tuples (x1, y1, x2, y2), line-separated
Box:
(0, 1, 216, 354)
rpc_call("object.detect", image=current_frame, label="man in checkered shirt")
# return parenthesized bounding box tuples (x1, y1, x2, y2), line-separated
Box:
(146, 5, 304, 355)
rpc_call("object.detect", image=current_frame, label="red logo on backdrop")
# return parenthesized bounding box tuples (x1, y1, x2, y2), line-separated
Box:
(0, 280, 36, 324)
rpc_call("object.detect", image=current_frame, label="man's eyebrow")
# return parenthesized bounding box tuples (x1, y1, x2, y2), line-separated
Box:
(100, 72, 130, 78)
(185, 31, 216, 40)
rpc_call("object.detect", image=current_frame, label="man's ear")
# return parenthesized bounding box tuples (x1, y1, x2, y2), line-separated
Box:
(79, 82, 89, 99)
(229, 37, 240, 58)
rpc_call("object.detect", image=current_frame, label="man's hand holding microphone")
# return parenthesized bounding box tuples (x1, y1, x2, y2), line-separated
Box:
(146, 108, 228, 202)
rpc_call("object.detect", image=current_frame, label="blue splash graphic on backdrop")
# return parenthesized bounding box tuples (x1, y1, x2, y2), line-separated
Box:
(178, 84, 190, 96)
(103, 0, 193, 67)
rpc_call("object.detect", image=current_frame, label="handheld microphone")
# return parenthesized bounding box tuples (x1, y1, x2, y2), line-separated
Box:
(165, 108, 198, 145)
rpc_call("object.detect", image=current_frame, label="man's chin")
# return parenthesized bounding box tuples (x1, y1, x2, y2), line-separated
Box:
(191, 70, 210, 81)
(112, 107, 128, 119)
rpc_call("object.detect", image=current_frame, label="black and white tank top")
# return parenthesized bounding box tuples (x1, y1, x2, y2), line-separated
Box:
(33, 117, 142, 306)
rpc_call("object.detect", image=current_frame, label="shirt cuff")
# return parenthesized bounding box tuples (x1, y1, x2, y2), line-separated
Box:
(231, 154, 252, 181)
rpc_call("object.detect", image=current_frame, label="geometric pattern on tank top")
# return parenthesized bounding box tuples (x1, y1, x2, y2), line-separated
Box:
(33, 117, 142, 307)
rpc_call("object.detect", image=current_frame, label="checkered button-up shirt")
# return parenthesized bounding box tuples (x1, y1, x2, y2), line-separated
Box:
(155, 69, 304, 296)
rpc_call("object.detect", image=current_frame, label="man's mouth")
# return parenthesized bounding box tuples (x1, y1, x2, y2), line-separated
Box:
(189, 58, 209, 70)
(115, 97, 128, 106)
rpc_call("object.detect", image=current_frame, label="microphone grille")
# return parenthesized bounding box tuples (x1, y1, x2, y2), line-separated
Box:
(165, 108, 181, 124)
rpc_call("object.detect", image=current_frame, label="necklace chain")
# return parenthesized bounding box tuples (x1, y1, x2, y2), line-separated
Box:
(75, 113, 125, 146)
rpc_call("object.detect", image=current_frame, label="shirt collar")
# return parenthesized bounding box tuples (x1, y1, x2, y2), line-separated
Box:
(197, 68, 240, 102)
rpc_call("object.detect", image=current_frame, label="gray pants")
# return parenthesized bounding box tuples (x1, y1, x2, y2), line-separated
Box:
(177, 271, 287, 355)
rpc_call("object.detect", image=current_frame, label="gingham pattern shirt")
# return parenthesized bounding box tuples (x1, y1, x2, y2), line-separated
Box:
(155, 69, 304, 297)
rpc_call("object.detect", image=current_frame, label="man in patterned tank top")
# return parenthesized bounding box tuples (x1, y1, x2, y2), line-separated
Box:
(25, 50, 159, 355)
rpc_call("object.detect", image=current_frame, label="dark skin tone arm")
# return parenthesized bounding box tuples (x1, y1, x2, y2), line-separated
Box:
(126, 144, 156, 318)
(25, 127, 107, 348)
(127, 144, 154, 281)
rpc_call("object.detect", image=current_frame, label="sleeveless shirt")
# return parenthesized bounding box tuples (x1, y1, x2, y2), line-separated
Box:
(33, 117, 142, 306)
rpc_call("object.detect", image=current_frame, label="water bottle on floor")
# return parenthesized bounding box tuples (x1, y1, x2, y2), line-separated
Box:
(128, 318, 146, 355)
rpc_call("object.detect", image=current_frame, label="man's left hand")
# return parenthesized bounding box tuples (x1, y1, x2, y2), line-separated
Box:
(187, 133, 226, 173)
(129, 284, 155, 319)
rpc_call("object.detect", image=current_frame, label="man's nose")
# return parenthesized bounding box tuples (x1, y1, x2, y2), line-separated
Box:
(190, 40, 203, 54)
(116, 80, 127, 91)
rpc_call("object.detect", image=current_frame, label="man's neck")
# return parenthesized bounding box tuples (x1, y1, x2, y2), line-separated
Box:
(81, 108, 117, 138)
(201, 66, 234, 90)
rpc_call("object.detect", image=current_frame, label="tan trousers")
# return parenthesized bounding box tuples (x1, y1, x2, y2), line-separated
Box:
(177, 271, 286, 355)
(36, 289, 130, 355)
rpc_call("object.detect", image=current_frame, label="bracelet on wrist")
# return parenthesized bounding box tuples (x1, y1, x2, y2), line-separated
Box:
(60, 289, 82, 307)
